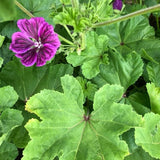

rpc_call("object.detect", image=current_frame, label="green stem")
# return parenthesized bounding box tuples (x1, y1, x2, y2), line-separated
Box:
(63, 25, 74, 41)
(93, 4, 160, 28)
(156, 13, 160, 30)
(58, 34, 74, 45)
(15, 0, 34, 18)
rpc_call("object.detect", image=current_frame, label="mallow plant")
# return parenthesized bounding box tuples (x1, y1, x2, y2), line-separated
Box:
(0, 0, 160, 160)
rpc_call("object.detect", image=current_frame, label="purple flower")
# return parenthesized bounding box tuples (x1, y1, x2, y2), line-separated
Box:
(113, 0, 123, 10)
(10, 17, 61, 67)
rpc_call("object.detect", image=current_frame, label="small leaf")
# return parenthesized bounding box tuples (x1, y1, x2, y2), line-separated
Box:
(0, 86, 18, 112)
(23, 75, 142, 160)
(93, 51, 143, 91)
(147, 83, 160, 114)
(135, 113, 160, 159)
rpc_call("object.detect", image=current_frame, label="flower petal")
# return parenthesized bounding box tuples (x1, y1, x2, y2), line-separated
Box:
(17, 17, 45, 40)
(38, 22, 61, 48)
(18, 48, 37, 67)
(36, 44, 57, 67)
(10, 32, 34, 53)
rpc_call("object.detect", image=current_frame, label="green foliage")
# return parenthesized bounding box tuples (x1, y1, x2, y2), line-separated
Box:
(96, 16, 160, 62)
(77, 76, 98, 101)
(135, 113, 160, 159)
(0, 109, 24, 160)
(67, 31, 109, 79)
(16, 0, 56, 24)
(147, 83, 160, 114)
(22, 75, 142, 160)
(0, 58, 73, 100)
(53, 0, 113, 32)
(0, 0, 16, 22)
(147, 62, 160, 87)
(0, 86, 18, 112)
(127, 92, 150, 115)
(93, 51, 143, 91)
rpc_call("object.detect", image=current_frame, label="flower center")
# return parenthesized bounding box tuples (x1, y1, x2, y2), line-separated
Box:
(34, 41, 43, 49)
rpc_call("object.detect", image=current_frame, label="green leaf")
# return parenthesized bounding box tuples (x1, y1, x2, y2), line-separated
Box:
(96, 16, 159, 62)
(67, 31, 108, 79)
(0, 0, 16, 22)
(147, 62, 160, 87)
(97, 16, 154, 48)
(16, 0, 56, 24)
(93, 51, 143, 91)
(0, 58, 73, 100)
(135, 113, 160, 159)
(0, 35, 5, 47)
(61, 75, 84, 108)
(0, 21, 18, 38)
(125, 147, 157, 160)
(9, 105, 38, 148)
(147, 83, 160, 114)
(122, 129, 156, 160)
(77, 77, 98, 101)
(127, 92, 150, 116)
(0, 43, 15, 64)
(128, 39, 160, 63)
(0, 109, 23, 159)
(0, 141, 18, 160)
(23, 75, 142, 160)
(0, 86, 18, 112)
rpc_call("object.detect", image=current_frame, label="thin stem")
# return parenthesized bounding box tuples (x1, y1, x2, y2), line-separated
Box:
(15, 0, 34, 18)
(93, 4, 160, 28)
(156, 13, 160, 31)
(58, 34, 74, 45)
(63, 25, 74, 41)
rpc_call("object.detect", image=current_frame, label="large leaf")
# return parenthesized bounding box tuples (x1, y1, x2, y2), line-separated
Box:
(0, 86, 18, 112)
(146, 83, 160, 114)
(67, 31, 109, 79)
(96, 16, 160, 62)
(23, 75, 142, 160)
(0, 109, 24, 159)
(135, 113, 160, 159)
(0, 58, 73, 100)
(93, 51, 143, 91)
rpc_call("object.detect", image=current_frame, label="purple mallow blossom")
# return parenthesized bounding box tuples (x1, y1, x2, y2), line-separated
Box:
(10, 17, 61, 67)
(113, 0, 123, 10)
